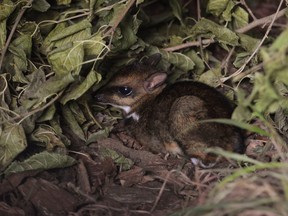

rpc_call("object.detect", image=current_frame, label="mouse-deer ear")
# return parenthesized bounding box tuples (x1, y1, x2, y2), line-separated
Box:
(144, 72, 167, 92)
(141, 53, 162, 66)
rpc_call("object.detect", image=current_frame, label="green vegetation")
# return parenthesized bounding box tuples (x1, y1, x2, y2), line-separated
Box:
(0, 0, 288, 215)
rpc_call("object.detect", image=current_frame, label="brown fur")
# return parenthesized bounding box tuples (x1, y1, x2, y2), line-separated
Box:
(95, 62, 244, 164)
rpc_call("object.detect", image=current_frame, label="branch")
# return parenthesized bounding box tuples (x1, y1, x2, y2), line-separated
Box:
(236, 7, 287, 34)
(221, 0, 285, 83)
(162, 7, 287, 53)
(104, 0, 136, 37)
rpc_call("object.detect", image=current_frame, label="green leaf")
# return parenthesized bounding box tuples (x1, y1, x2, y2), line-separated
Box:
(238, 33, 260, 52)
(253, 73, 281, 113)
(0, 21, 6, 49)
(4, 151, 76, 176)
(222, 0, 236, 22)
(86, 128, 111, 145)
(84, 33, 106, 56)
(232, 105, 253, 122)
(98, 147, 134, 171)
(189, 18, 239, 46)
(48, 42, 84, 76)
(160, 50, 195, 72)
(5, 34, 32, 83)
(207, 0, 230, 17)
(198, 67, 222, 87)
(270, 27, 288, 51)
(169, 0, 184, 25)
(42, 19, 91, 55)
(233, 52, 250, 68)
(56, 0, 71, 6)
(185, 50, 205, 75)
(0, 122, 27, 171)
(60, 70, 102, 104)
(232, 6, 249, 29)
(0, 0, 15, 49)
(0, 0, 15, 21)
(112, 14, 142, 51)
(37, 105, 56, 122)
(32, 0, 50, 12)
(18, 71, 74, 111)
(0, 76, 27, 170)
(61, 104, 86, 141)
(276, 67, 288, 85)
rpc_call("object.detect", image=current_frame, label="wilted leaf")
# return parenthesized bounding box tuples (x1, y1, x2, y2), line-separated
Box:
(4, 151, 76, 176)
(56, 0, 71, 6)
(84, 33, 107, 56)
(160, 50, 195, 72)
(207, 0, 230, 17)
(18, 71, 74, 116)
(189, 18, 239, 46)
(48, 42, 84, 76)
(61, 104, 86, 141)
(4, 34, 32, 83)
(112, 14, 142, 51)
(30, 124, 66, 150)
(0, 21, 6, 49)
(222, 0, 236, 22)
(0, 122, 27, 170)
(233, 52, 250, 68)
(18, 68, 46, 107)
(274, 108, 288, 139)
(37, 105, 56, 122)
(238, 33, 260, 52)
(0, 0, 15, 48)
(98, 147, 134, 171)
(185, 50, 205, 75)
(232, 6, 249, 29)
(86, 128, 111, 144)
(60, 70, 102, 104)
(169, 0, 184, 25)
(0, 76, 27, 170)
(42, 19, 91, 54)
(32, 0, 50, 12)
(0, 0, 15, 21)
(198, 67, 222, 87)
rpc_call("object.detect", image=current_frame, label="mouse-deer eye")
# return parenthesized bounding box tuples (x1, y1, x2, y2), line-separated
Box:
(118, 86, 133, 96)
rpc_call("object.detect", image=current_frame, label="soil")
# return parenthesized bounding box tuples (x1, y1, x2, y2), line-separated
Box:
(0, 122, 267, 216)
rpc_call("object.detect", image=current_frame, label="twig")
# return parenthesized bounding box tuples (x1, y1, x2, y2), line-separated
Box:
(221, 46, 235, 76)
(197, 0, 201, 21)
(221, 0, 285, 83)
(240, 0, 257, 21)
(162, 7, 286, 53)
(163, 38, 215, 52)
(0, 0, 34, 72)
(0, 90, 64, 125)
(104, 0, 136, 37)
(150, 169, 176, 213)
(236, 7, 286, 33)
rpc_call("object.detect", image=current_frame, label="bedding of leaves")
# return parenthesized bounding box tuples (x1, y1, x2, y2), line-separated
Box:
(0, 0, 288, 215)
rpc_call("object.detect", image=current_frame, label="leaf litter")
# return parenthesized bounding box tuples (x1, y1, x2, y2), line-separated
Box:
(0, 0, 288, 215)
